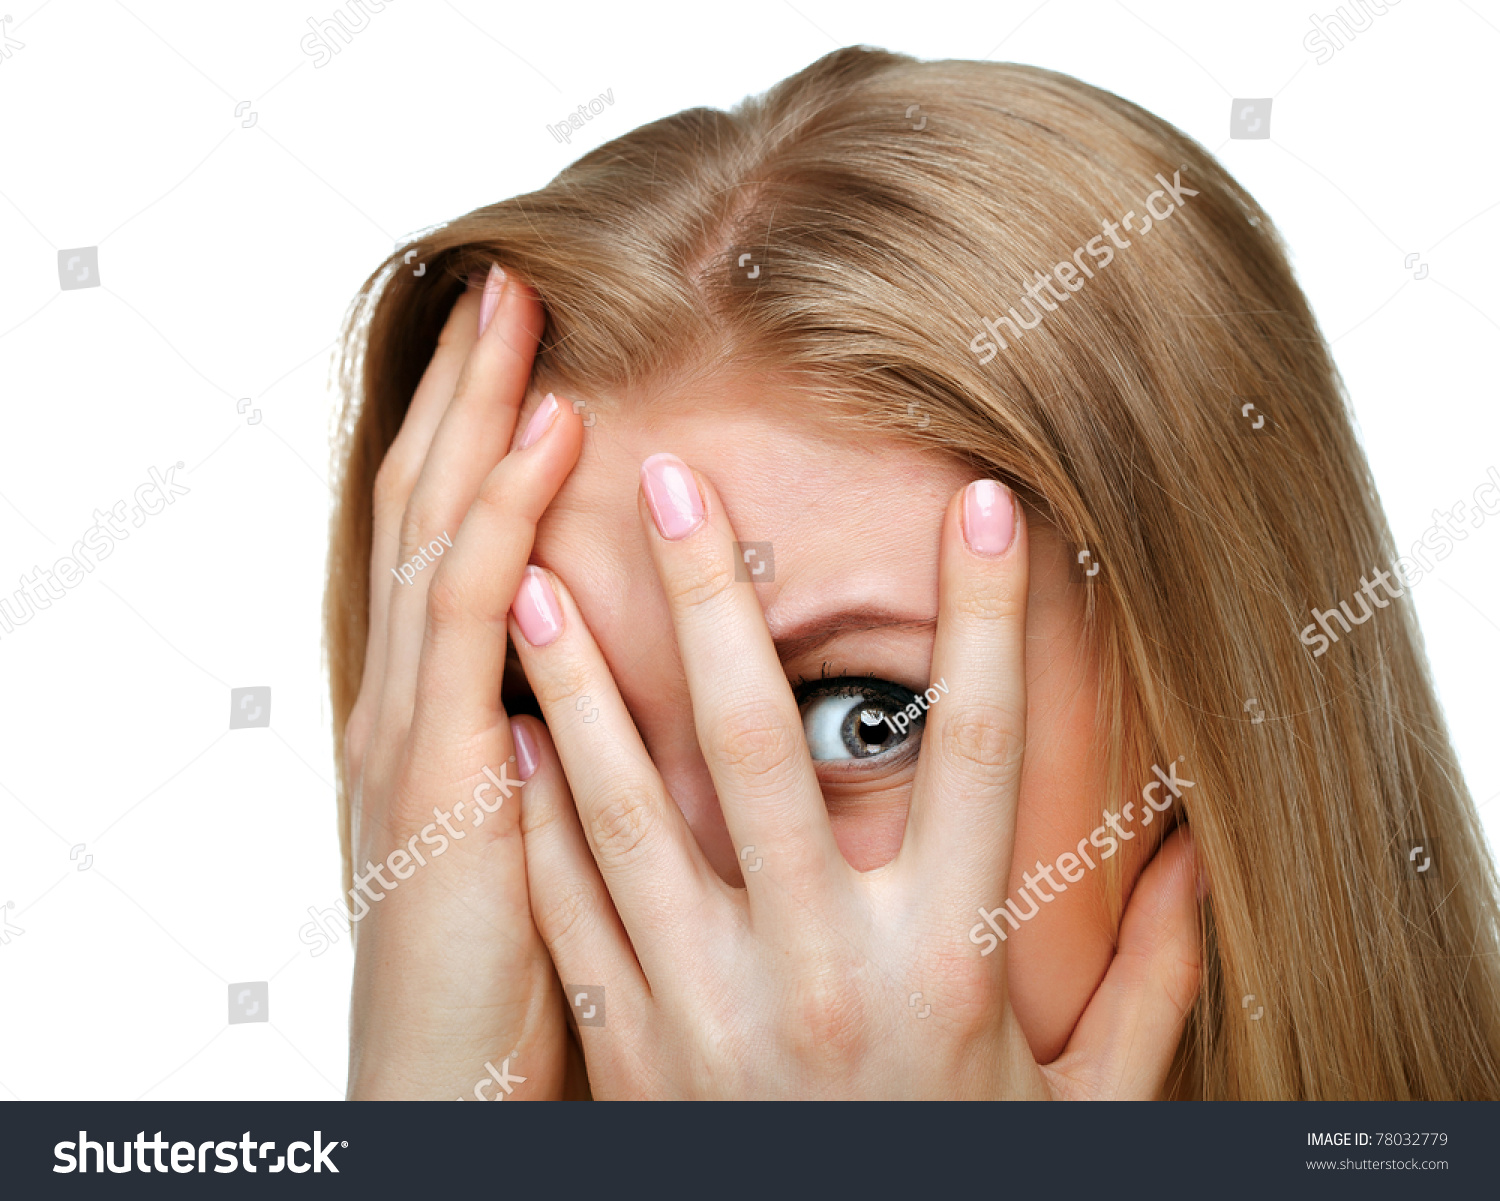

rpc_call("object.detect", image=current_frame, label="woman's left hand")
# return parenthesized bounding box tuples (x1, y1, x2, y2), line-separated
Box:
(509, 455, 1201, 1099)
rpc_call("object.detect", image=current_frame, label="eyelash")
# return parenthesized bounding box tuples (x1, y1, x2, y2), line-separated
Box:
(789, 661, 843, 691)
(791, 671, 925, 763)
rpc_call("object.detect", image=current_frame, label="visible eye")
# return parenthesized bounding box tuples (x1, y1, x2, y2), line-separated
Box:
(794, 676, 924, 762)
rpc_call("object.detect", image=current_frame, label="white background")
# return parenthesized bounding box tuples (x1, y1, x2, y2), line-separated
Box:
(1, 0, 1497, 1099)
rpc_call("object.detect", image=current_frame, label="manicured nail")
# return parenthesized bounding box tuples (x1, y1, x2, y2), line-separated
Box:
(640, 453, 705, 540)
(518, 393, 560, 450)
(510, 718, 539, 781)
(963, 480, 1015, 556)
(478, 264, 508, 336)
(512, 566, 563, 647)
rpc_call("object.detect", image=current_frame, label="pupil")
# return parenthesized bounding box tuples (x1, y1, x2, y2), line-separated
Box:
(850, 704, 897, 754)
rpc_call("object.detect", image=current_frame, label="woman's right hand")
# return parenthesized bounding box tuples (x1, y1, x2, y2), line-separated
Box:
(342, 265, 585, 1099)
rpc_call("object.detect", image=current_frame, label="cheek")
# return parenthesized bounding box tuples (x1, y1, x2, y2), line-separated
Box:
(1002, 731, 1116, 1064)
(998, 591, 1119, 1064)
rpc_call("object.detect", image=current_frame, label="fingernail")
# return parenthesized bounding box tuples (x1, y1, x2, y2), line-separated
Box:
(963, 480, 1015, 556)
(640, 453, 705, 540)
(478, 264, 508, 336)
(518, 393, 560, 450)
(510, 718, 539, 781)
(512, 566, 563, 647)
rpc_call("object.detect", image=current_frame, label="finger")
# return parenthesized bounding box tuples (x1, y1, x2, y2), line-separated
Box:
(514, 716, 650, 1018)
(507, 564, 718, 981)
(365, 276, 486, 686)
(406, 390, 582, 749)
(636, 453, 840, 910)
(1043, 826, 1202, 1100)
(351, 279, 484, 764)
(382, 266, 545, 718)
(903, 481, 1028, 915)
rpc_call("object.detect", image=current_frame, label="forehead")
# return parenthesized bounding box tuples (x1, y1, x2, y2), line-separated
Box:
(525, 381, 975, 633)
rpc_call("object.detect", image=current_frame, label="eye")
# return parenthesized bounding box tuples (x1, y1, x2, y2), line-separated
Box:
(794, 677, 924, 762)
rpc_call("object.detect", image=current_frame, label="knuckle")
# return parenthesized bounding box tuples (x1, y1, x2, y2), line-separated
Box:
(421, 569, 468, 632)
(533, 882, 596, 953)
(937, 701, 1023, 776)
(587, 785, 660, 866)
(529, 661, 593, 713)
(662, 554, 739, 615)
(344, 702, 375, 780)
(923, 937, 1002, 1036)
(783, 957, 869, 1063)
(717, 705, 800, 780)
(396, 497, 441, 565)
(474, 461, 520, 513)
(517, 781, 563, 842)
(471, 468, 541, 544)
(373, 450, 417, 519)
(947, 580, 1025, 625)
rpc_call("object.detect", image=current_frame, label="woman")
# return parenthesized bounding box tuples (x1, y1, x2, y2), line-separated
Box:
(322, 46, 1500, 1099)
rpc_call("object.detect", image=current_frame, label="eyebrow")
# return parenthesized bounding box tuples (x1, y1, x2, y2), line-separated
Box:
(768, 607, 938, 663)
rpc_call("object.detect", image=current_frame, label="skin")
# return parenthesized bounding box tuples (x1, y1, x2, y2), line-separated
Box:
(345, 272, 1201, 1099)
(512, 381, 1153, 1065)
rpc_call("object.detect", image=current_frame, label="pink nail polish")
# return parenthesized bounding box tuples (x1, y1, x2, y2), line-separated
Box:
(510, 718, 539, 781)
(478, 264, 507, 336)
(512, 566, 564, 647)
(640, 453, 705, 540)
(518, 393, 560, 450)
(963, 480, 1015, 556)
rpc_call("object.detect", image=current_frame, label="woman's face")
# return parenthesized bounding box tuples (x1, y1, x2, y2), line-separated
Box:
(507, 376, 1148, 1063)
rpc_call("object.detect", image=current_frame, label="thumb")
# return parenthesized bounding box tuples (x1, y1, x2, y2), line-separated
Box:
(1042, 825, 1202, 1100)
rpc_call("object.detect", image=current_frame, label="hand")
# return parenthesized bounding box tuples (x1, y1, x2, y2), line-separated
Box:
(342, 266, 587, 1099)
(510, 456, 1202, 1098)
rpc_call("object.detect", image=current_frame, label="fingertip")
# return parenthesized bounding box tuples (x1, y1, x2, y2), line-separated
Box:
(509, 714, 562, 837)
(1134, 826, 1203, 986)
(509, 715, 542, 782)
(1136, 826, 1200, 919)
(476, 265, 545, 353)
(640, 452, 708, 541)
(962, 479, 1018, 557)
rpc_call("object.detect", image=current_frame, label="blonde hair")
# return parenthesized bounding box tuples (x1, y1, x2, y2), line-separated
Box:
(325, 46, 1500, 1098)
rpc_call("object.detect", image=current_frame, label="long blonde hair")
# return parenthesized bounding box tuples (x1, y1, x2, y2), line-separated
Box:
(324, 46, 1500, 1098)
